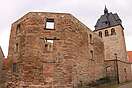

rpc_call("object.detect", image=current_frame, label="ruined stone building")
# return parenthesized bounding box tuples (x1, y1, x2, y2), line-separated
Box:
(5, 7, 132, 88)
(7, 12, 105, 88)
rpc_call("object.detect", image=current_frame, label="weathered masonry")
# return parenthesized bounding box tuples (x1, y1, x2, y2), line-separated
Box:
(5, 7, 132, 88)
(94, 7, 132, 83)
(7, 12, 105, 88)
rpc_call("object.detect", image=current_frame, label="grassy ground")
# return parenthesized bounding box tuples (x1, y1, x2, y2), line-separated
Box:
(95, 81, 132, 88)
(96, 83, 118, 88)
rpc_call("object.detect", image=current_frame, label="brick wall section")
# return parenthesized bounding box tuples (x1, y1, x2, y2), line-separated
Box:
(7, 12, 105, 88)
(105, 60, 132, 83)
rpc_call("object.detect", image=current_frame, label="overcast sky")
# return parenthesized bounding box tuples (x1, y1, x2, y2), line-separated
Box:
(0, 0, 132, 57)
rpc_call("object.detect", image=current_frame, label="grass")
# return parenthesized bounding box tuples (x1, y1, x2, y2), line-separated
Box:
(78, 80, 132, 88)
(96, 83, 118, 88)
(96, 81, 132, 88)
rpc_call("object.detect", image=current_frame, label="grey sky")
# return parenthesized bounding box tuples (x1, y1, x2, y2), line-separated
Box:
(0, 0, 132, 57)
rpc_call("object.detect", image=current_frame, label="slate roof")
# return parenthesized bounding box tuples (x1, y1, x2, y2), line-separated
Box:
(94, 7, 122, 30)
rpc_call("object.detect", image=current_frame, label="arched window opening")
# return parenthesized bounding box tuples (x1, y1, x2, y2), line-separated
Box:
(90, 34, 93, 44)
(111, 28, 116, 35)
(105, 30, 109, 36)
(16, 24, 20, 34)
(15, 43, 19, 53)
(90, 50, 94, 60)
(99, 31, 102, 38)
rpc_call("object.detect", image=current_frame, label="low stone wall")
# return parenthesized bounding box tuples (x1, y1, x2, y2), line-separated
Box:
(105, 59, 132, 83)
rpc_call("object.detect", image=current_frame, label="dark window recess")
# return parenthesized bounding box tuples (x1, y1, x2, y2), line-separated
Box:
(16, 24, 21, 34)
(99, 31, 102, 38)
(105, 30, 109, 36)
(45, 19, 55, 29)
(90, 50, 94, 60)
(90, 34, 93, 44)
(111, 28, 116, 35)
(45, 44, 48, 47)
(15, 43, 19, 53)
(12, 63, 17, 72)
(124, 68, 126, 72)
(105, 21, 108, 24)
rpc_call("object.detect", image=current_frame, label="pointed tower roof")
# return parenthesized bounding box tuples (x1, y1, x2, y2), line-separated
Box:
(94, 7, 122, 31)
(104, 5, 108, 14)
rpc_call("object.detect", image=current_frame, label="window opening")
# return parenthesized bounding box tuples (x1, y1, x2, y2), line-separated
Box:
(45, 19, 55, 29)
(99, 31, 102, 38)
(105, 30, 109, 36)
(111, 28, 116, 35)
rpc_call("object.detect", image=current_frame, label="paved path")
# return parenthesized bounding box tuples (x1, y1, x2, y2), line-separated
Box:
(118, 82, 132, 88)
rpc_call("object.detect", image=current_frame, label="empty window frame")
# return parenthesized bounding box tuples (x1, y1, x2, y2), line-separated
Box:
(44, 38, 54, 51)
(90, 34, 93, 44)
(16, 24, 21, 34)
(105, 30, 109, 36)
(15, 43, 19, 53)
(90, 50, 94, 60)
(99, 31, 102, 38)
(45, 19, 55, 29)
(111, 28, 116, 35)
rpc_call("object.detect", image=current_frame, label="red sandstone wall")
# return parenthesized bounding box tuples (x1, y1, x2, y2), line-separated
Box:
(7, 12, 105, 88)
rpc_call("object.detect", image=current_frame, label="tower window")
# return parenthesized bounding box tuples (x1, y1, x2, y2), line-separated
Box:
(45, 38, 54, 51)
(99, 31, 102, 38)
(105, 30, 109, 36)
(16, 24, 21, 34)
(45, 19, 55, 29)
(111, 28, 116, 35)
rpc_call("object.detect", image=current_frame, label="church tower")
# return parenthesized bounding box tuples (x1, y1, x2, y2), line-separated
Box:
(94, 6, 128, 62)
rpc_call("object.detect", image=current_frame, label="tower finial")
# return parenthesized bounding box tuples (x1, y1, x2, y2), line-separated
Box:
(104, 5, 108, 14)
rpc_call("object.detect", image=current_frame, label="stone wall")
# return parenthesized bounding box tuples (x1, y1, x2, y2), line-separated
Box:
(105, 60, 117, 81)
(94, 24, 132, 83)
(118, 61, 132, 83)
(7, 12, 105, 88)
(94, 25, 127, 62)
(105, 60, 132, 83)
